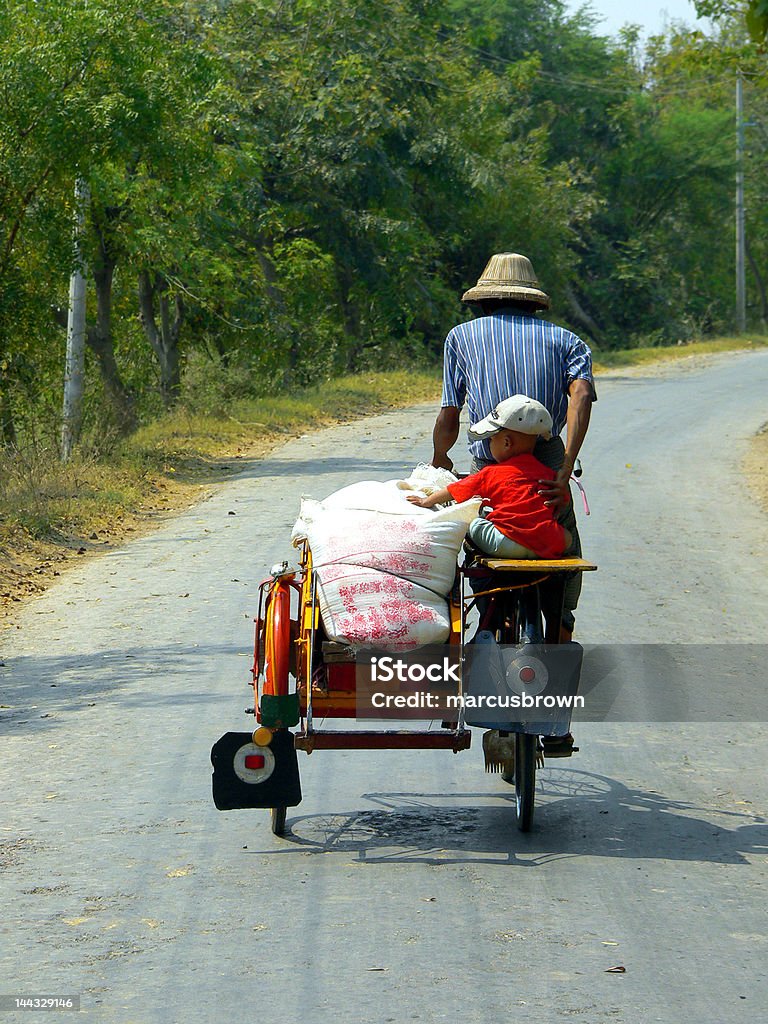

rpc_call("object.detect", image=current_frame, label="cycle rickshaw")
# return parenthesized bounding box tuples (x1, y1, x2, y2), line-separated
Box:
(212, 536, 596, 833)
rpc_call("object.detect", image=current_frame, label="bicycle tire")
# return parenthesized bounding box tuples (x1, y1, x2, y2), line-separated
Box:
(270, 805, 287, 835)
(491, 588, 540, 828)
(515, 733, 536, 832)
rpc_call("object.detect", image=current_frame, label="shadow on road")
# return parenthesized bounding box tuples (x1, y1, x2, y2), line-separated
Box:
(0, 643, 244, 736)
(249, 770, 766, 867)
(230, 455, 418, 483)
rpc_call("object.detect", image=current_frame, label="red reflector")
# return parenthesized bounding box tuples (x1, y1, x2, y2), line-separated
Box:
(519, 666, 536, 684)
(244, 754, 266, 770)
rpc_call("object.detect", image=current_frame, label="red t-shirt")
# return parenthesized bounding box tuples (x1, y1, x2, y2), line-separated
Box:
(447, 454, 566, 558)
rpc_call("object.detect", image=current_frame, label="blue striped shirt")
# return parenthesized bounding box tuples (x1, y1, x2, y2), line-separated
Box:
(441, 313, 594, 461)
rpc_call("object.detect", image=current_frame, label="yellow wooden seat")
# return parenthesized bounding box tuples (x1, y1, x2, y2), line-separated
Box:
(472, 556, 597, 574)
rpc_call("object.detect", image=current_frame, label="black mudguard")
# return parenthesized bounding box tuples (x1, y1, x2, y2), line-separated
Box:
(211, 730, 302, 811)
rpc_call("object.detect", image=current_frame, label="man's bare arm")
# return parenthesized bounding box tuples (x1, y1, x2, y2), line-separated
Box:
(431, 406, 460, 470)
(539, 378, 595, 508)
(560, 378, 594, 482)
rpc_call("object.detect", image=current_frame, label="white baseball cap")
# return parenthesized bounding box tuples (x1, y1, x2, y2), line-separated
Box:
(468, 395, 553, 442)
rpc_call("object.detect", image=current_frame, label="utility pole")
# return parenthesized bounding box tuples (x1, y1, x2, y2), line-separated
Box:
(61, 178, 89, 462)
(735, 71, 746, 333)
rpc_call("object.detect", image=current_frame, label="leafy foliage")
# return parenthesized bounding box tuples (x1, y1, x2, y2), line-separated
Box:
(0, 0, 765, 451)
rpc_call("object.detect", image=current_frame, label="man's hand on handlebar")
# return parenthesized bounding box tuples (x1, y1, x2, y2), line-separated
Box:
(537, 465, 572, 512)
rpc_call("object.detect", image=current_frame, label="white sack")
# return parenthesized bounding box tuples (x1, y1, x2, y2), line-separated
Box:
(314, 564, 451, 650)
(293, 499, 478, 597)
(291, 477, 481, 651)
(395, 462, 459, 495)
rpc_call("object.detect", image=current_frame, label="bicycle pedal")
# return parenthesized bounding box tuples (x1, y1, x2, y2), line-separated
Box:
(542, 744, 579, 758)
(542, 733, 578, 758)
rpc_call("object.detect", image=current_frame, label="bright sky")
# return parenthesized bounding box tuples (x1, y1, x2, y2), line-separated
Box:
(566, 0, 713, 37)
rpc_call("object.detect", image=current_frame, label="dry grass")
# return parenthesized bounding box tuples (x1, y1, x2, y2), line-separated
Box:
(0, 370, 441, 614)
(126, 371, 441, 460)
(592, 334, 767, 373)
(2, 342, 767, 616)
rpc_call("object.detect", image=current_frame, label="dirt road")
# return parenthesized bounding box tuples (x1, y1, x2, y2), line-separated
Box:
(2, 349, 767, 1023)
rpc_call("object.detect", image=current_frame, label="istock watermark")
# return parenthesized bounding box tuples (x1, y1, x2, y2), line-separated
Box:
(355, 643, 768, 724)
(368, 689, 584, 712)
(356, 642, 584, 733)
(370, 655, 461, 685)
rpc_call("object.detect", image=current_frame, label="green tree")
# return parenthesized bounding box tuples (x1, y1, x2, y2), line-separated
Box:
(0, 0, 104, 444)
(696, 1, 768, 43)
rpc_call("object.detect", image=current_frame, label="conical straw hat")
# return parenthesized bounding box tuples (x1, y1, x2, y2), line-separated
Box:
(461, 252, 550, 308)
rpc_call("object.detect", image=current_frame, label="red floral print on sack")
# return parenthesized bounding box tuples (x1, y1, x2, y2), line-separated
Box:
(319, 514, 435, 567)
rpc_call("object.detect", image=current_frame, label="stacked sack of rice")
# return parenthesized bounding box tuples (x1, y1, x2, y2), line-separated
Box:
(291, 467, 481, 651)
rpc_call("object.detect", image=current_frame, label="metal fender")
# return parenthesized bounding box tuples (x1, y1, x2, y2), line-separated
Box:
(211, 730, 302, 811)
(263, 583, 291, 696)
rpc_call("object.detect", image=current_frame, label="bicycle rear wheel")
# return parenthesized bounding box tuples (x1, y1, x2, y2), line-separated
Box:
(270, 805, 287, 835)
(515, 733, 536, 832)
(513, 590, 541, 831)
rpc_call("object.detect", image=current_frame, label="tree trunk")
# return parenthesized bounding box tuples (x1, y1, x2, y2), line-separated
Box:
(61, 178, 88, 462)
(205, 333, 230, 368)
(159, 290, 183, 399)
(52, 283, 137, 436)
(255, 248, 295, 387)
(0, 377, 17, 450)
(90, 254, 137, 434)
(564, 284, 604, 345)
(53, 202, 138, 436)
(745, 237, 768, 330)
(339, 264, 361, 373)
(138, 271, 183, 406)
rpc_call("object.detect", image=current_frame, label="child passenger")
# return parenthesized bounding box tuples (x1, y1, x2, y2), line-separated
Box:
(406, 395, 571, 559)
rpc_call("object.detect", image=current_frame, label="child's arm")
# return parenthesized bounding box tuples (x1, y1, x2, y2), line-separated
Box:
(406, 486, 453, 509)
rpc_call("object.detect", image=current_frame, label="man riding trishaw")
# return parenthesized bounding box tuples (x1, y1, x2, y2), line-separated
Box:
(428, 251, 596, 758)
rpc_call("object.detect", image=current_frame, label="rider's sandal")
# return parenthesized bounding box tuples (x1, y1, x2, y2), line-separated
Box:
(542, 733, 579, 757)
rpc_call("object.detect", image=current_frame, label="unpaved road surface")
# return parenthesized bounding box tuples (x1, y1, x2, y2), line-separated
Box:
(2, 350, 767, 1023)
